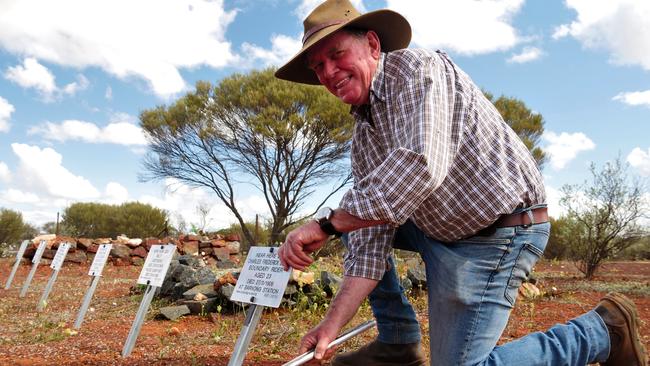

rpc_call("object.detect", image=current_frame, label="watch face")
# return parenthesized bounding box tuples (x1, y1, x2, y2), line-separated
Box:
(315, 207, 332, 221)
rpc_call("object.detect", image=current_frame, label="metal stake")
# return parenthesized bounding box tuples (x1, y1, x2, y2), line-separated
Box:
(36, 269, 60, 311)
(122, 284, 157, 357)
(5, 240, 29, 290)
(282, 320, 377, 366)
(74, 275, 101, 329)
(227, 304, 265, 366)
(19, 261, 40, 298)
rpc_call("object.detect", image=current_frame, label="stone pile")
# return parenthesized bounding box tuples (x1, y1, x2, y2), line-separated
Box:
(21, 233, 242, 268)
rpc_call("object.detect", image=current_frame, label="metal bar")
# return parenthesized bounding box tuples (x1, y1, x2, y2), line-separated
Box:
(19, 262, 40, 298)
(282, 320, 377, 366)
(36, 269, 60, 311)
(122, 285, 157, 357)
(227, 304, 265, 366)
(4, 257, 22, 290)
(73, 275, 101, 329)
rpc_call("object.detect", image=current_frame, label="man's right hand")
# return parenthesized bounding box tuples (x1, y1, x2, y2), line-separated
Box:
(299, 321, 341, 364)
(278, 220, 329, 271)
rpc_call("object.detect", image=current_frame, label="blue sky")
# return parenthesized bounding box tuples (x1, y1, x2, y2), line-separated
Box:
(0, 0, 649, 231)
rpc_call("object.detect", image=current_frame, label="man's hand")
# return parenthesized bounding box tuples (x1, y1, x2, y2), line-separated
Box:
(299, 321, 341, 364)
(278, 220, 328, 271)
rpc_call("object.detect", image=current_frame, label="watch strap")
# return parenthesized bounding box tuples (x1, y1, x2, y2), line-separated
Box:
(319, 220, 342, 237)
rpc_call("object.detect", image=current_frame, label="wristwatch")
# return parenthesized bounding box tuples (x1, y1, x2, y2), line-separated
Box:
(315, 207, 343, 237)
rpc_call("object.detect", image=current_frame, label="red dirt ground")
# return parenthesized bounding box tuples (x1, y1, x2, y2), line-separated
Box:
(0, 259, 648, 365)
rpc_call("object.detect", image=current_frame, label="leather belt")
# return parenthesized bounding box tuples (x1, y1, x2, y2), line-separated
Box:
(476, 207, 548, 236)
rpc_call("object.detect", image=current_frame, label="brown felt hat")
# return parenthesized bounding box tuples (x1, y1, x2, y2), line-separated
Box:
(275, 0, 411, 85)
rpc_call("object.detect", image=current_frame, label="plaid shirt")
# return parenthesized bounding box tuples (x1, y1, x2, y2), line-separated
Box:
(339, 49, 546, 280)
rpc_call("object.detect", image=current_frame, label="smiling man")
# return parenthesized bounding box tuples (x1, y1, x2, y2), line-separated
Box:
(275, 1, 647, 365)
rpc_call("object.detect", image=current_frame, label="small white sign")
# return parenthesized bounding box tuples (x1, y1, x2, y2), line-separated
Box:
(230, 246, 290, 308)
(32, 240, 48, 264)
(50, 242, 71, 270)
(88, 244, 113, 277)
(15, 240, 30, 260)
(137, 244, 176, 287)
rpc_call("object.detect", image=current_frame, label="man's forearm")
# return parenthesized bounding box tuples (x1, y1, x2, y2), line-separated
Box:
(320, 275, 379, 332)
(331, 208, 387, 233)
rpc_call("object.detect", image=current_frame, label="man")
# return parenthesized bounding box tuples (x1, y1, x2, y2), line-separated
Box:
(275, 1, 647, 365)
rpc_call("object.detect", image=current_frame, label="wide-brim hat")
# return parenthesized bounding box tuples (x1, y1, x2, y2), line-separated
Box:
(275, 0, 411, 85)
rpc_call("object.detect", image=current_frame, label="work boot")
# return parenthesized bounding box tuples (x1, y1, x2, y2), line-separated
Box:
(595, 292, 647, 366)
(331, 339, 427, 366)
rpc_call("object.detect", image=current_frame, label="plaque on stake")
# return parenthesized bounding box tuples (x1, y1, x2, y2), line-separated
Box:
(4, 240, 30, 290)
(228, 246, 291, 366)
(37, 242, 70, 311)
(74, 244, 112, 329)
(122, 244, 176, 357)
(19, 240, 48, 298)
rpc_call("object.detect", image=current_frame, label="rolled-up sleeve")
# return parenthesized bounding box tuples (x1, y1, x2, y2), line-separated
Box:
(343, 224, 395, 280)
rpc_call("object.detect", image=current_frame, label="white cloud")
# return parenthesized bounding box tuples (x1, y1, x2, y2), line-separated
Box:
(387, 0, 524, 54)
(4, 58, 56, 98)
(543, 131, 596, 170)
(627, 147, 650, 176)
(139, 178, 269, 231)
(507, 46, 544, 63)
(105, 86, 113, 100)
(104, 182, 129, 204)
(0, 96, 14, 132)
(553, 0, 650, 70)
(0, 0, 238, 98)
(613, 90, 650, 107)
(0, 188, 40, 204)
(28, 119, 147, 146)
(544, 185, 566, 218)
(294, 0, 367, 20)
(11, 143, 100, 200)
(0, 162, 11, 183)
(241, 34, 302, 68)
(4, 58, 88, 100)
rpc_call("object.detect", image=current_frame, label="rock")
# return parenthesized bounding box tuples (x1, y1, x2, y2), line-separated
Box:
(291, 269, 315, 285)
(320, 271, 342, 296)
(196, 267, 216, 285)
(215, 260, 237, 269)
(214, 272, 238, 291)
(115, 235, 130, 244)
(219, 283, 235, 300)
(131, 246, 148, 258)
(181, 298, 220, 314)
(225, 234, 240, 242)
(183, 241, 199, 256)
(407, 264, 427, 289)
(199, 241, 212, 249)
(94, 238, 112, 245)
(131, 257, 145, 266)
(401, 276, 413, 291)
(211, 239, 226, 248)
(159, 305, 191, 321)
(194, 293, 208, 301)
(144, 238, 161, 251)
(112, 257, 132, 266)
(226, 241, 240, 254)
(183, 283, 218, 300)
(284, 283, 298, 296)
(168, 327, 181, 336)
(77, 238, 93, 250)
(41, 249, 56, 260)
(213, 247, 230, 261)
(171, 264, 191, 281)
(110, 244, 132, 259)
(65, 251, 87, 264)
(178, 255, 204, 268)
(519, 282, 541, 299)
(86, 244, 99, 254)
(179, 268, 199, 289)
(126, 238, 142, 248)
(32, 234, 56, 245)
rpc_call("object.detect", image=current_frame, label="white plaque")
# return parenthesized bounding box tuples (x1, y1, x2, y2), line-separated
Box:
(32, 240, 48, 264)
(137, 244, 176, 287)
(50, 242, 71, 270)
(15, 240, 30, 260)
(230, 246, 290, 308)
(88, 244, 113, 276)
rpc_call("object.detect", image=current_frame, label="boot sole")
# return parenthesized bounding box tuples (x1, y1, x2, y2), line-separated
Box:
(604, 292, 648, 365)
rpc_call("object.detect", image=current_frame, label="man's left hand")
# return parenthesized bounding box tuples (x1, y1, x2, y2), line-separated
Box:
(278, 220, 328, 271)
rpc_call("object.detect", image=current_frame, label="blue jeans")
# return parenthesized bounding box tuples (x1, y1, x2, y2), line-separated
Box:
(342, 219, 610, 365)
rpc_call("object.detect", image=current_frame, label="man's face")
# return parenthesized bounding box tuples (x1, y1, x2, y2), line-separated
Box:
(307, 30, 380, 106)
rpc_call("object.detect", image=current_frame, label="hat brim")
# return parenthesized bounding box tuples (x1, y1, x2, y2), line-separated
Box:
(275, 9, 411, 85)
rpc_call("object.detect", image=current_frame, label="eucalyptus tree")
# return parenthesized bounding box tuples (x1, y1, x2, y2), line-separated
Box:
(141, 69, 354, 247)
